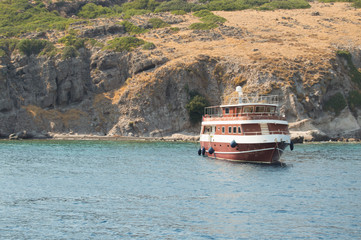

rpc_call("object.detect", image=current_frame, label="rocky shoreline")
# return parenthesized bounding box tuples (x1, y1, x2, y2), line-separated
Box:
(1, 130, 360, 143)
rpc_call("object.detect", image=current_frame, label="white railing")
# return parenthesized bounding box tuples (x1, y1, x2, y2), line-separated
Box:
(227, 94, 280, 105)
(241, 130, 289, 135)
(203, 111, 285, 120)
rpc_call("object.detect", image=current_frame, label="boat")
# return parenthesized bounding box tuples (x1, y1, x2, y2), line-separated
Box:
(198, 86, 293, 164)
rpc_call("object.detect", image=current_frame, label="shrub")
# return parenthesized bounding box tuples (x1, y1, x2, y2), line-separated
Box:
(186, 94, 209, 123)
(77, 3, 112, 19)
(149, 18, 170, 28)
(154, 0, 195, 13)
(105, 37, 146, 52)
(206, 0, 249, 11)
(59, 34, 86, 49)
(17, 39, 54, 56)
(120, 21, 147, 34)
(200, 14, 226, 24)
(191, 4, 208, 12)
(0, 39, 19, 57)
(142, 42, 156, 50)
(121, 0, 149, 10)
(121, 0, 160, 11)
(324, 92, 347, 116)
(258, 0, 310, 10)
(62, 46, 78, 60)
(193, 10, 212, 18)
(191, 10, 226, 30)
(86, 38, 104, 48)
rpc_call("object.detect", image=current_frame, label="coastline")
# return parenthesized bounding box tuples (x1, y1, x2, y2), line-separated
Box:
(1, 131, 360, 143)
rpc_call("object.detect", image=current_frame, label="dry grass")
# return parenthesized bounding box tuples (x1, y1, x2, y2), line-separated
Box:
(144, 2, 360, 73)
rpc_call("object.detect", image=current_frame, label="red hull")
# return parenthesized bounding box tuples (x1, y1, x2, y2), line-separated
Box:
(200, 141, 288, 164)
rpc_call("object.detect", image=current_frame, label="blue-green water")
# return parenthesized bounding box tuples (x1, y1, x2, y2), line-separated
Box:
(0, 140, 360, 239)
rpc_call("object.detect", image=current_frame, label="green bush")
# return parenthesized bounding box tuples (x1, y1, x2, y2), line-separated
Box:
(200, 14, 226, 24)
(206, 0, 249, 11)
(17, 39, 54, 56)
(59, 34, 86, 49)
(149, 18, 170, 28)
(121, 0, 160, 11)
(105, 37, 146, 52)
(347, 91, 361, 110)
(186, 94, 209, 123)
(120, 21, 147, 34)
(191, 5, 208, 12)
(0, 39, 19, 57)
(324, 92, 347, 116)
(142, 42, 156, 50)
(62, 46, 78, 60)
(121, 0, 149, 10)
(86, 38, 105, 48)
(154, 0, 195, 12)
(191, 10, 226, 30)
(77, 3, 112, 19)
(193, 10, 212, 18)
(258, 0, 310, 10)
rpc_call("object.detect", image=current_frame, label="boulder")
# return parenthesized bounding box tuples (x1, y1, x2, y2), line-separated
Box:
(291, 136, 304, 144)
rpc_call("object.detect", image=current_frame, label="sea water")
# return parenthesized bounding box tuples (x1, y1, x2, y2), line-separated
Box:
(0, 140, 360, 239)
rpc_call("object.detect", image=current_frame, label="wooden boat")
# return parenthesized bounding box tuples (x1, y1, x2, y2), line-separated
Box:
(199, 87, 293, 164)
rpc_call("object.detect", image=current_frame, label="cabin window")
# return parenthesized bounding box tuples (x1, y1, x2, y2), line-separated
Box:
(228, 127, 232, 133)
(222, 127, 225, 134)
(204, 126, 211, 133)
(233, 127, 237, 133)
(255, 106, 265, 113)
(225, 108, 230, 114)
(237, 108, 242, 114)
(243, 106, 253, 113)
(238, 126, 242, 133)
(265, 106, 276, 113)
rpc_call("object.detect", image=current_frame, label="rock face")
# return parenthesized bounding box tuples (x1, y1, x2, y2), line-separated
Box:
(0, 3, 360, 139)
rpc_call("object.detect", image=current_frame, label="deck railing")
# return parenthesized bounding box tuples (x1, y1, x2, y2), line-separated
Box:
(227, 94, 280, 105)
(203, 113, 286, 121)
(241, 130, 289, 135)
(201, 130, 289, 136)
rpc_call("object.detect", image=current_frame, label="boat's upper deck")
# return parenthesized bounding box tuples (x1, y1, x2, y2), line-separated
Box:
(222, 94, 279, 107)
(203, 94, 286, 122)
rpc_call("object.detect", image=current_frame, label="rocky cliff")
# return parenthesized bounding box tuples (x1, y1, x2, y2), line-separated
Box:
(1, 2, 361, 140)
